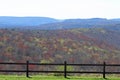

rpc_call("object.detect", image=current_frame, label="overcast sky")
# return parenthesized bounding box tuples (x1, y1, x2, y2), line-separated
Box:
(0, 0, 120, 19)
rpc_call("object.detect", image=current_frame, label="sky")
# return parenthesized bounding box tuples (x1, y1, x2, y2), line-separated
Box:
(0, 0, 120, 19)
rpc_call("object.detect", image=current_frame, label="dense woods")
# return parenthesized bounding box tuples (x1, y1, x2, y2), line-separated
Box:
(0, 28, 120, 64)
(0, 28, 120, 73)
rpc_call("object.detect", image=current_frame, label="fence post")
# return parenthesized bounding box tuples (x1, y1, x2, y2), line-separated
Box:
(26, 61, 30, 78)
(64, 61, 67, 78)
(103, 62, 106, 79)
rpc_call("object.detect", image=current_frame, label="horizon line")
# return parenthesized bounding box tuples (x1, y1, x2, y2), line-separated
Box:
(0, 16, 119, 20)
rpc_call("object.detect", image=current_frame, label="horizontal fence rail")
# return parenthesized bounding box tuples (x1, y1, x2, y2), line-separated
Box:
(0, 61, 120, 78)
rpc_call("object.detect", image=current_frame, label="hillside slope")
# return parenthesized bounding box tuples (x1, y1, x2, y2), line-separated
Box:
(0, 28, 119, 64)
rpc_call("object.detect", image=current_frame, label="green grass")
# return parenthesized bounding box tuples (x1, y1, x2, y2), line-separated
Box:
(0, 75, 120, 80)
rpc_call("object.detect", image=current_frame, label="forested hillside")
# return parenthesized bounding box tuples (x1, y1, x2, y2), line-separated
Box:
(0, 17, 120, 71)
(0, 28, 120, 65)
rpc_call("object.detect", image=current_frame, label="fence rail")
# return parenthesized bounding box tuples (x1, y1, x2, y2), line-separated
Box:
(0, 61, 120, 78)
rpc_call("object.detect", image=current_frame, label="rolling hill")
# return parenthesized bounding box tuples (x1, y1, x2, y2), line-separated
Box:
(0, 28, 120, 64)
(0, 17, 120, 71)
(38, 18, 120, 30)
(0, 17, 120, 30)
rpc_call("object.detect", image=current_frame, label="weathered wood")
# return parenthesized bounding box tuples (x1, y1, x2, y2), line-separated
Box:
(0, 61, 119, 78)
(103, 62, 106, 79)
(64, 61, 67, 78)
(26, 61, 29, 78)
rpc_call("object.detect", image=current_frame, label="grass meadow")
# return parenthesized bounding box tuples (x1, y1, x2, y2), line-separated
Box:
(0, 75, 120, 80)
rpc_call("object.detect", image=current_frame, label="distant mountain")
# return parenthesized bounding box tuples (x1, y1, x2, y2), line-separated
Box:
(37, 18, 120, 30)
(0, 16, 59, 28)
(111, 18, 120, 21)
(0, 16, 120, 30)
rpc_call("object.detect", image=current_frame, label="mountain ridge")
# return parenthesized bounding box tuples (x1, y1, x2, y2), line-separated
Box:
(0, 16, 59, 28)
(0, 16, 120, 30)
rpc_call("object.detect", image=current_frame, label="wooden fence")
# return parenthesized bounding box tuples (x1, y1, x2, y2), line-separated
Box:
(0, 61, 120, 78)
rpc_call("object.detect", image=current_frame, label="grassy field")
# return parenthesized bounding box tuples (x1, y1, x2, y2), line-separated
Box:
(0, 75, 120, 80)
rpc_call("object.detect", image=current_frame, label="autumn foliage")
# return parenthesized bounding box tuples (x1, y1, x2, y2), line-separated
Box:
(0, 28, 120, 71)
